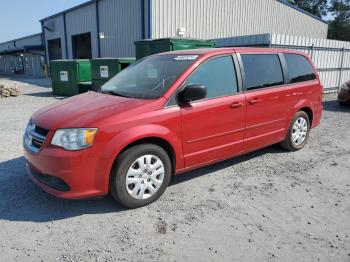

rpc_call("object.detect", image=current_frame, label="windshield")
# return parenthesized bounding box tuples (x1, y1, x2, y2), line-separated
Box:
(101, 54, 198, 99)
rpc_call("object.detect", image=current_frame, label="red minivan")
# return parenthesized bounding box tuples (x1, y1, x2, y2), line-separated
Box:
(24, 48, 323, 208)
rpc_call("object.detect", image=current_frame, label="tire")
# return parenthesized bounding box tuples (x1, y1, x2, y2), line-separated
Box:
(280, 111, 310, 151)
(110, 144, 172, 208)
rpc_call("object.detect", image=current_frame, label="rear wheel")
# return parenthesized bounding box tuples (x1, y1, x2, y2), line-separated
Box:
(280, 111, 310, 151)
(110, 144, 171, 208)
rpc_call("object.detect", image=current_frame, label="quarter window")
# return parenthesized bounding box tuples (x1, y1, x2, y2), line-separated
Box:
(284, 54, 316, 83)
(184, 56, 238, 99)
(241, 54, 284, 90)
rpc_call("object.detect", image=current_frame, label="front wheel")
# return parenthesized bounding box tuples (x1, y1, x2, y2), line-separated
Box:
(110, 144, 172, 208)
(280, 111, 310, 151)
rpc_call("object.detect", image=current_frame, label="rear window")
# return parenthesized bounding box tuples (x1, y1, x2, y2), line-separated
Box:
(241, 54, 284, 90)
(284, 54, 316, 83)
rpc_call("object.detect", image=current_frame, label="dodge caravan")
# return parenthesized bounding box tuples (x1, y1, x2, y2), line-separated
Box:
(24, 48, 323, 208)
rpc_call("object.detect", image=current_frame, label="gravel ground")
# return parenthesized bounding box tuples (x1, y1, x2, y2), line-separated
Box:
(0, 75, 349, 262)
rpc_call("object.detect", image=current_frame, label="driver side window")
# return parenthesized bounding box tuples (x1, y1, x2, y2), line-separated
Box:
(184, 55, 238, 99)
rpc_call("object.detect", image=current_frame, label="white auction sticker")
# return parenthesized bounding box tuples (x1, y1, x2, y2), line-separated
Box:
(60, 71, 68, 81)
(100, 66, 109, 78)
(174, 55, 198, 61)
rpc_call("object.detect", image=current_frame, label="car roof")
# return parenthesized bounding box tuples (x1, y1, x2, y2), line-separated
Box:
(157, 47, 308, 57)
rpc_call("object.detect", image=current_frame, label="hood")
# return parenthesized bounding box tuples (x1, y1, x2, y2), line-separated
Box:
(32, 92, 155, 130)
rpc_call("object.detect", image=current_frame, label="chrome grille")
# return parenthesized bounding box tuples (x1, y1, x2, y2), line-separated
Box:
(24, 123, 49, 153)
(34, 126, 49, 137)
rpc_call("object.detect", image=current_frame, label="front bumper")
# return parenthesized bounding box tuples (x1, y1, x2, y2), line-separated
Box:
(24, 145, 109, 199)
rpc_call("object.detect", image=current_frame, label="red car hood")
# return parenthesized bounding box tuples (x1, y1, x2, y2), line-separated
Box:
(32, 92, 155, 130)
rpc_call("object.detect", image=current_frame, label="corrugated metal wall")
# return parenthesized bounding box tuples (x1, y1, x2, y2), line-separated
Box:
(214, 34, 272, 48)
(65, 3, 98, 58)
(1, 57, 14, 72)
(15, 34, 42, 47)
(0, 33, 45, 77)
(213, 33, 350, 92)
(40, 0, 329, 60)
(0, 42, 15, 51)
(41, 0, 143, 59)
(0, 54, 44, 77)
(0, 56, 5, 71)
(150, 0, 328, 39)
(0, 34, 42, 53)
(42, 15, 66, 59)
(4, 57, 11, 72)
(22, 54, 45, 77)
(98, 0, 143, 57)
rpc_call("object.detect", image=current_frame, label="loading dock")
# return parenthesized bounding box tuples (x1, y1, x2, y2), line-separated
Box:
(71, 32, 92, 59)
(47, 38, 62, 60)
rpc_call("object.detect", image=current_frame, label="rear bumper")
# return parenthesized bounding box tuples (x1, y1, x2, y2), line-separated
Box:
(312, 104, 323, 128)
(24, 145, 109, 199)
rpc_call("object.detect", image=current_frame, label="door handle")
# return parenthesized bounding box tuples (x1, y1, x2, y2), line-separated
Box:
(230, 102, 243, 109)
(248, 98, 261, 105)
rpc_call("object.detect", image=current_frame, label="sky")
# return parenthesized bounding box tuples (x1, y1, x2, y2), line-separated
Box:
(0, 0, 89, 43)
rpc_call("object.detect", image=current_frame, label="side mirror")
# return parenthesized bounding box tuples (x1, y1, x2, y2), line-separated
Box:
(178, 84, 207, 103)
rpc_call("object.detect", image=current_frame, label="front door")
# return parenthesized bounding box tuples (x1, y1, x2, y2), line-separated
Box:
(180, 55, 246, 167)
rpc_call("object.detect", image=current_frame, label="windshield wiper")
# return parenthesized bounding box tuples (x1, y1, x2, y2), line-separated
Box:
(100, 90, 131, 98)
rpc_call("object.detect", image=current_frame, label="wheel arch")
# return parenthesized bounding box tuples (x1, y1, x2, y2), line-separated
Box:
(290, 99, 314, 127)
(100, 124, 183, 193)
(115, 137, 177, 176)
(299, 106, 313, 126)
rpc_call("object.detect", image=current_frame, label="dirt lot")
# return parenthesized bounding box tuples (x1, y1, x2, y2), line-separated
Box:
(0, 75, 349, 262)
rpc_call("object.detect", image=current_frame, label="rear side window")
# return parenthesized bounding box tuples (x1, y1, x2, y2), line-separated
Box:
(184, 55, 238, 99)
(284, 54, 316, 83)
(241, 54, 284, 90)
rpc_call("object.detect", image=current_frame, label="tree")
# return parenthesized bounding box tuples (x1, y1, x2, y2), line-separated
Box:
(288, 0, 350, 41)
(287, 0, 329, 18)
(327, 0, 350, 41)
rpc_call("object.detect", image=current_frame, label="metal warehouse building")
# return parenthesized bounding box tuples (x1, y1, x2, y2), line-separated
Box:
(0, 33, 45, 77)
(40, 0, 328, 61)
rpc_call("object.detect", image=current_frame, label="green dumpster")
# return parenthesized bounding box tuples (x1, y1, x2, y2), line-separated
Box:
(50, 59, 92, 96)
(135, 38, 215, 60)
(91, 57, 135, 90)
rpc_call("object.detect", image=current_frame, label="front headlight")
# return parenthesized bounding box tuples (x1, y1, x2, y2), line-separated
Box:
(51, 128, 98, 151)
(23, 121, 35, 146)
